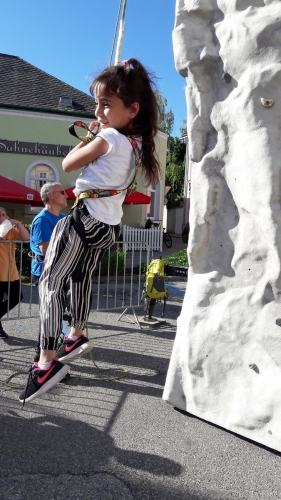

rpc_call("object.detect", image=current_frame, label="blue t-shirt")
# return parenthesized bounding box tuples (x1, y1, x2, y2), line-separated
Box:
(30, 209, 65, 276)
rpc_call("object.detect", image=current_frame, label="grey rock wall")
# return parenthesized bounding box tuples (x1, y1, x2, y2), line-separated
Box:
(163, 0, 281, 451)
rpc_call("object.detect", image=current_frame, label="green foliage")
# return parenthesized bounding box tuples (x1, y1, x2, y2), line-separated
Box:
(140, 249, 188, 275)
(179, 119, 187, 137)
(19, 246, 127, 281)
(154, 93, 186, 209)
(16, 243, 31, 279)
(155, 91, 174, 136)
(98, 248, 126, 276)
(165, 136, 186, 208)
(140, 261, 148, 274)
(167, 136, 186, 163)
(18, 245, 188, 284)
(163, 249, 188, 267)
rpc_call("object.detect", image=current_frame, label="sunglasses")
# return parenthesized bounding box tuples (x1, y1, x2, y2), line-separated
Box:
(53, 190, 66, 195)
(69, 121, 100, 144)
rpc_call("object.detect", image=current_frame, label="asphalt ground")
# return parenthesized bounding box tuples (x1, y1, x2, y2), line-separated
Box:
(0, 239, 281, 499)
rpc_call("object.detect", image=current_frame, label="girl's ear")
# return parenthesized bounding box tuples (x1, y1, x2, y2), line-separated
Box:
(129, 102, 140, 118)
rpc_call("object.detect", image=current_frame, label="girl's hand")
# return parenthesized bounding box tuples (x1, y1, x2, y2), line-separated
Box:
(86, 121, 100, 142)
(63, 121, 101, 164)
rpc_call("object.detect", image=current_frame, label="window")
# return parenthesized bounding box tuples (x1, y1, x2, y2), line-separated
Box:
(30, 164, 55, 191)
(25, 161, 59, 216)
(60, 97, 73, 105)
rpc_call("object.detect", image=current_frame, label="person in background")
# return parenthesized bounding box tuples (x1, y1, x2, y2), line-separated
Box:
(0, 207, 30, 338)
(30, 182, 68, 360)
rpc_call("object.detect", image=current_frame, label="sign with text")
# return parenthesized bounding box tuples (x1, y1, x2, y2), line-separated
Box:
(0, 139, 73, 157)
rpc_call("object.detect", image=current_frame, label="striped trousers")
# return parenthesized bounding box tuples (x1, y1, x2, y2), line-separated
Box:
(39, 202, 120, 350)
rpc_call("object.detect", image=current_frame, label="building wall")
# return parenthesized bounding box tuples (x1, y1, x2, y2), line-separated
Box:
(0, 109, 81, 185)
(0, 108, 167, 225)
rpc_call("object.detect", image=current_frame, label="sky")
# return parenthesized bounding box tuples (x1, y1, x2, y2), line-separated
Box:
(0, 0, 187, 137)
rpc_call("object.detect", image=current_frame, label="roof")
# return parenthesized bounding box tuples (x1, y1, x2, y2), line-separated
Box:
(0, 53, 95, 117)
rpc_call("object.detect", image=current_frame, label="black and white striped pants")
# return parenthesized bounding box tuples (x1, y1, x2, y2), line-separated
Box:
(39, 202, 120, 350)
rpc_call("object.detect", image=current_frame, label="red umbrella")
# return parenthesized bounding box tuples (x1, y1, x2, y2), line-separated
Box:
(65, 186, 76, 200)
(0, 176, 43, 206)
(123, 191, 151, 205)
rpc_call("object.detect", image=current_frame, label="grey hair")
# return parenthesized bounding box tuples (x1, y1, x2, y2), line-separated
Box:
(40, 182, 61, 204)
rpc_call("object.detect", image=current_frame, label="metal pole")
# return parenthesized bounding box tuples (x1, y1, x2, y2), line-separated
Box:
(114, 0, 128, 65)
(109, 0, 123, 65)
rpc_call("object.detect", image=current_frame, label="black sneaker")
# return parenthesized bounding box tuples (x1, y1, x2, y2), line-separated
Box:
(56, 334, 94, 364)
(0, 322, 8, 339)
(19, 358, 70, 405)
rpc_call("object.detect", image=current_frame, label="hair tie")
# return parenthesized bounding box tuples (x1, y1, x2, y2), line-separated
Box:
(122, 60, 129, 66)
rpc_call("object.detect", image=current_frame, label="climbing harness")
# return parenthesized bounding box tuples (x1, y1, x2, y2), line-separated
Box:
(68, 120, 100, 144)
(69, 121, 142, 207)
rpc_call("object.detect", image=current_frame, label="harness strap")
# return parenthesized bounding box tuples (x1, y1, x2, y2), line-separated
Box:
(73, 135, 141, 208)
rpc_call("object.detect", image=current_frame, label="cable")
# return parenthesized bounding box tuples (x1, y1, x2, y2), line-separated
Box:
(4, 324, 129, 391)
(5, 352, 129, 390)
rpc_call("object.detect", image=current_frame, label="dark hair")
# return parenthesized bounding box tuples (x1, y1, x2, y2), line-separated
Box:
(90, 58, 161, 186)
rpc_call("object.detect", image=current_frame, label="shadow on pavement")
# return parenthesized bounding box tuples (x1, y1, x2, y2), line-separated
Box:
(0, 403, 184, 500)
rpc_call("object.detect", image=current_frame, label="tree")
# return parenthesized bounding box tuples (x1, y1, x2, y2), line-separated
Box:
(155, 91, 174, 136)
(165, 136, 186, 209)
(154, 92, 186, 209)
(179, 119, 187, 137)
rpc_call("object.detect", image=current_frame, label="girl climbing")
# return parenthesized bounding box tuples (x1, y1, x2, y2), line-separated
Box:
(20, 58, 161, 404)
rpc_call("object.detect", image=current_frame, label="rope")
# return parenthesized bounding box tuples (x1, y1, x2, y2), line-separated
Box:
(4, 324, 129, 391)
(4, 351, 129, 390)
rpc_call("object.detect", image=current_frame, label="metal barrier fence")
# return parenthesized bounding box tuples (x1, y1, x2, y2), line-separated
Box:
(0, 239, 151, 329)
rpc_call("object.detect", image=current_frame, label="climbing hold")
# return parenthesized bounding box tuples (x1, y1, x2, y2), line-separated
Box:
(222, 72, 231, 83)
(261, 98, 274, 108)
(249, 363, 259, 373)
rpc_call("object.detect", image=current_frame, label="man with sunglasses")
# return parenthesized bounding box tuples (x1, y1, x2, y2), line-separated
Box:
(30, 182, 68, 361)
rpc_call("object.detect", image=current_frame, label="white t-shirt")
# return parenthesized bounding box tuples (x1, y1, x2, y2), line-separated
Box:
(74, 128, 140, 225)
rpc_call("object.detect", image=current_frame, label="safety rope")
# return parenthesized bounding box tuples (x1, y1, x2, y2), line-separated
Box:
(4, 324, 129, 391)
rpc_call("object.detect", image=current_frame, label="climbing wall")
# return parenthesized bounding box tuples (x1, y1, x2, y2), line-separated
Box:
(163, 0, 281, 452)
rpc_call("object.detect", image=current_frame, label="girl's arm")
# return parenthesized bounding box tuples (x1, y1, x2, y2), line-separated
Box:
(62, 136, 109, 173)
(9, 220, 30, 241)
(66, 121, 100, 158)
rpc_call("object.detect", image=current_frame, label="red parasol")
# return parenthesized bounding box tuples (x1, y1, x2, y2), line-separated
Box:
(0, 176, 43, 206)
(123, 191, 151, 205)
(65, 186, 76, 200)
